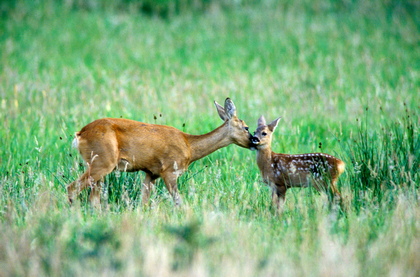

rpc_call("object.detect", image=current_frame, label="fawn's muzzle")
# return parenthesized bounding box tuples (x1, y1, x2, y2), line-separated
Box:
(251, 136, 260, 144)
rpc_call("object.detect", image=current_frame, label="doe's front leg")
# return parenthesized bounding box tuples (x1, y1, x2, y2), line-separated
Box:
(162, 171, 183, 207)
(141, 173, 158, 206)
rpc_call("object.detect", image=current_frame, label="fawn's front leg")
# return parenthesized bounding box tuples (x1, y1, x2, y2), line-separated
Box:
(272, 185, 287, 213)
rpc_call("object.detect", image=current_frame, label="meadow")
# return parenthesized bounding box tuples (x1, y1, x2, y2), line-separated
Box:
(0, 0, 419, 276)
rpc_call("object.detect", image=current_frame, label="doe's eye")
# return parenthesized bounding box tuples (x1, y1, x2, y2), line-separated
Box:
(262, 132, 267, 136)
(244, 127, 249, 131)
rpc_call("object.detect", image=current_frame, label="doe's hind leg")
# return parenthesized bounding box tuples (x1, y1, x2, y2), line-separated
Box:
(67, 171, 93, 204)
(67, 163, 115, 207)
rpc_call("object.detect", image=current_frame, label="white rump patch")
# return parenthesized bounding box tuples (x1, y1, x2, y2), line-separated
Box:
(72, 134, 79, 148)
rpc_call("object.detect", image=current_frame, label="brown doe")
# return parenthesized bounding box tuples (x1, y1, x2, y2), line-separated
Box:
(68, 98, 252, 207)
(251, 116, 345, 211)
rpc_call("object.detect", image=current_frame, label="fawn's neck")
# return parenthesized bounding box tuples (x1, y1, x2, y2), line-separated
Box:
(256, 146, 275, 173)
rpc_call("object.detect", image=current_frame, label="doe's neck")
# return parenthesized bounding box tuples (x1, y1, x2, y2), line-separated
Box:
(187, 122, 232, 162)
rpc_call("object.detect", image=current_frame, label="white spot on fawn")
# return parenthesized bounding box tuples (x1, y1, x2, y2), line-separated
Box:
(289, 163, 297, 174)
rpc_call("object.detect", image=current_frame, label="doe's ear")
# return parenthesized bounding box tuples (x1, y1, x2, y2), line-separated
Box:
(215, 101, 228, 121)
(257, 115, 266, 127)
(224, 98, 237, 119)
(268, 117, 281, 132)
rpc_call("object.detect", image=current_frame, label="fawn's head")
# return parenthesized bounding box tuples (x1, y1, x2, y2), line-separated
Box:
(214, 98, 252, 148)
(251, 116, 281, 149)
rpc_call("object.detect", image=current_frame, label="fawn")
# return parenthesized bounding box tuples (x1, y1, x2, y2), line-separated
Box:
(251, 116, 345, 211)
(68, 98, 252, 207)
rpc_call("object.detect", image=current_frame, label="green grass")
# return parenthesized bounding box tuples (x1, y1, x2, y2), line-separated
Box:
(0, 1, 419, 276)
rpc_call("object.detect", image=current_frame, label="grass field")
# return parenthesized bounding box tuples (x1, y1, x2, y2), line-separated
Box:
(0, 0, 419, 276)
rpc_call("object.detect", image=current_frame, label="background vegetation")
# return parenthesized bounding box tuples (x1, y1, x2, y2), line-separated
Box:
(0, 0, 418, 276)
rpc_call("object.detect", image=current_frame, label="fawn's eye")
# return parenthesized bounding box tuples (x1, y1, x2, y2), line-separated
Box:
(244, 127, 249, 131)
(262, 132, 267, 136)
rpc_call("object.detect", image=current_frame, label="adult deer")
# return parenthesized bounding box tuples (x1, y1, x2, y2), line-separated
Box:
(68, 98, 252, 207)
(251, 116, 345, 212)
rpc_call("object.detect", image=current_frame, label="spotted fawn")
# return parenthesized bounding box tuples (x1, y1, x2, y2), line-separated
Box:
(251, 116, 345, 211)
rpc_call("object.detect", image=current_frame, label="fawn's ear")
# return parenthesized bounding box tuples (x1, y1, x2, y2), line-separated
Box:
(215, 100, 228, 121)
(268, 117, 281, 132)
(224, 98, 237, 119)
(257, 115, 266, 126)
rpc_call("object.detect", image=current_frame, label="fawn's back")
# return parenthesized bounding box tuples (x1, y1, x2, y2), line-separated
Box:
(265, 152, 345, 189)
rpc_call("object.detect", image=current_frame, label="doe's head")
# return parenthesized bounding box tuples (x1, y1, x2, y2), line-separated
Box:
(251, 115, 281, 149)
(214, 98, 252, 148)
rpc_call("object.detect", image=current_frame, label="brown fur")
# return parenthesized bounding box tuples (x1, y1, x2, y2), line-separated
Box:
(67, 98, 252, 207)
